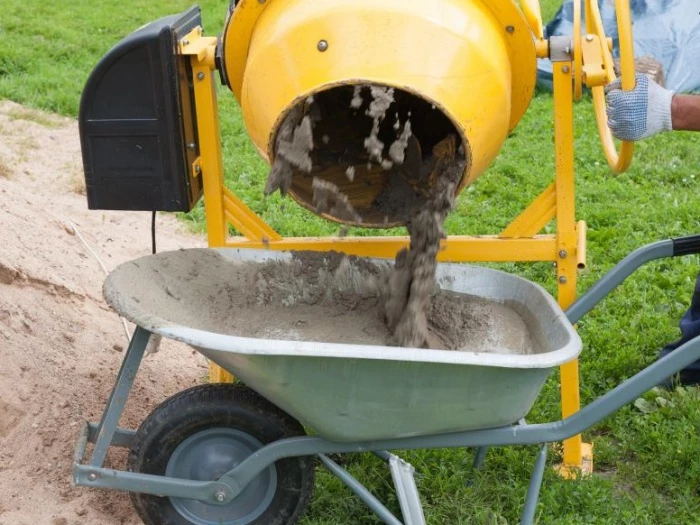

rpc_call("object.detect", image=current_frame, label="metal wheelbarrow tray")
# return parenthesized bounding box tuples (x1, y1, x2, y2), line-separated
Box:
(103, 247, 581, 442)
(72, 237, 700, 525)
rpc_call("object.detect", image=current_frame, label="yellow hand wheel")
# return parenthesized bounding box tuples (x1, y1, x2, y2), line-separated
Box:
(581, 0, 636, 173)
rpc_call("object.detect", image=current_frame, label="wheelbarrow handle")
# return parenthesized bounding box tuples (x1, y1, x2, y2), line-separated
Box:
(673, 234, 700, 256)
(566, 238, 681, 325)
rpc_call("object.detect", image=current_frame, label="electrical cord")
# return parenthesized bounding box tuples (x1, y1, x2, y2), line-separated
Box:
(66, 213, 162, 355)
(146, 211, 162, 356)
(65, 218, 132, 343)
(151, 210, 157, 255)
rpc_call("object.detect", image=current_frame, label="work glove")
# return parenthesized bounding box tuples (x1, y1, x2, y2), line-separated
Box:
(605, 73, 674, 141)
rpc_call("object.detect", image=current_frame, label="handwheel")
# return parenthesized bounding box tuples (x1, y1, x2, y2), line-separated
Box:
(582, 0, 636, 173)
(127, 384, 315, 525)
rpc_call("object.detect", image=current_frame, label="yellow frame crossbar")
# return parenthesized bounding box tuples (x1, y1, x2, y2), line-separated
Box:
(182, 31, 591, 471)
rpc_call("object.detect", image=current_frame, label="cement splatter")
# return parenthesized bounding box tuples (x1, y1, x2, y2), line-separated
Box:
(388, 121, 413, 164)
(364, 121, 385, 163)
(345, 166, 355, 182)
(363, 86, 395, 165)
(366, 86, 395, 120)
(265, 110, 314, 197)
(350, 86, 364, 109)
(278, 116, 313, 172)
(312, 178, 363, 223)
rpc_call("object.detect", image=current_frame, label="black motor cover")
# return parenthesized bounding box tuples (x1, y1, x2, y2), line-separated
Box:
(79, 6, 203, 212)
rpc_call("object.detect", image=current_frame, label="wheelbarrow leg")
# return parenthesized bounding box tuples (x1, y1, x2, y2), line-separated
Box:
(463, 446, 488, 487)
(89, 326, 151, 468)
(520, 444, 548, 525)
(319, 454, 405, 525)
(472, 446, 488, 470)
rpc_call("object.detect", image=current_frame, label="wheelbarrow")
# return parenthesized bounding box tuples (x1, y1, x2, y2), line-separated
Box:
(72, 236, 700, 525)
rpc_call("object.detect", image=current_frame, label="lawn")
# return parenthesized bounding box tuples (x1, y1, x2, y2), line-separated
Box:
(1, 1, 698, 523)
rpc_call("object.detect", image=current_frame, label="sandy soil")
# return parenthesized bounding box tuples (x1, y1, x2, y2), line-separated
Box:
(0, 100, 208, 525)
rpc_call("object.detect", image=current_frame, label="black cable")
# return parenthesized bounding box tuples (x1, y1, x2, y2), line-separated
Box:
(151, 211, 157, 254)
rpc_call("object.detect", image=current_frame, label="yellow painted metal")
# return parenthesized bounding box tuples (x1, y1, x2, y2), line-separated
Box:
(180, 28, 217, 64)
(190, 0, 596, 468)
(534, 38, 549, 59)
(576, 221, 588, 270)
(499, 183, 556, 238)
(584, 0, 635, 173)
(573, 0, 583, 101)
(520, 0, 544, 39)
(210, 364, 235, 384)
(226, 235, 559, 263)
(553, 60, 585, 469)
(222, 187, 281, 242)
(555, 442, 593, 479)
(187, 34, 229, 382)
(223, 0, 536, 197)
(190, 45, 226, 248)
(580, 35, 607, 87)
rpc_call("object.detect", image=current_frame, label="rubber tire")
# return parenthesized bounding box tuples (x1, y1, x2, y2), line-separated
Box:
(127, 384, 315, 525)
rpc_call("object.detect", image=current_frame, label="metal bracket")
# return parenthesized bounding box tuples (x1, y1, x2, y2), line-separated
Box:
(388, 454, 426, 525)
(580, 34, 607, 87)
(192, 157, 202, 177)
(179, 26, 218, 67)
(549, 35, 573, 62)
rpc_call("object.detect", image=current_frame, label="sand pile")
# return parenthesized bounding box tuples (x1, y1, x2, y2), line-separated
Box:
(0, 101, 208, 525)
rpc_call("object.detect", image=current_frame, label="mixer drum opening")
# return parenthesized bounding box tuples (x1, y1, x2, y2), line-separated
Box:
(272, 84, 471, 228)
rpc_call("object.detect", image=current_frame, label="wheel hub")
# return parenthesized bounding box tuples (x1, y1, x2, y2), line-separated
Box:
(166, 427, 277, 525)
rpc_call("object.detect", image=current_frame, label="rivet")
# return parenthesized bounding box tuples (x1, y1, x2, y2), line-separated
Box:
(182, 39, 189, 46)
(559, 276, 568, 284)
(195, 165, 201, 174)
(197, 72, 205, 81)
(317, 40, 329, 52)
(87, 473, 97, 481)
(586, 35, 594, 42)
(562, 66, 571, 74)
(187, 143, 196, 150)
(564, 46, 571, 54)
(505, 25, 515, 33)
(559, 250, 567, 258)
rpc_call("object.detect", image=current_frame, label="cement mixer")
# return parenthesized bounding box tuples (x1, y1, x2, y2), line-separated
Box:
(223, 0, 532, 226)
(80, 0, 634, 225)
(75, 0, 640, 513)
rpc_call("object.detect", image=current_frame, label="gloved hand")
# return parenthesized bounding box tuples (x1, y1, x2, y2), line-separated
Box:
(605, 73, 674, 141)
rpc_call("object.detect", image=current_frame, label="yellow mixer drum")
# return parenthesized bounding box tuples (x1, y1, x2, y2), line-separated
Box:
(223, 0, 536, 227)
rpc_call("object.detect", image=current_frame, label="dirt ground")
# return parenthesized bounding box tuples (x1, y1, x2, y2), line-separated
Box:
(0, 100, 209, 524)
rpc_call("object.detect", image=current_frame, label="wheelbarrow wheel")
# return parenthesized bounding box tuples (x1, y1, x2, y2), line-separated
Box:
(127, 383, 315, 525)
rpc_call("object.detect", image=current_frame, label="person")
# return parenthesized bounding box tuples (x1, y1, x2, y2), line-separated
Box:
(606, 73, 700, 387)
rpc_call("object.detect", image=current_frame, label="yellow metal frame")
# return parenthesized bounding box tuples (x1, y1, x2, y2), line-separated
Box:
(179, 0, 634, 467)
(182, 31, 589, 467)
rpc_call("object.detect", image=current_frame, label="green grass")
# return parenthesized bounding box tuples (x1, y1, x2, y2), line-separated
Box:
(1, 1, 699, 523)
